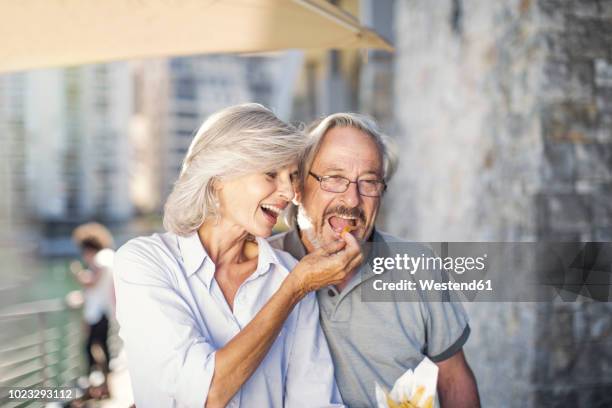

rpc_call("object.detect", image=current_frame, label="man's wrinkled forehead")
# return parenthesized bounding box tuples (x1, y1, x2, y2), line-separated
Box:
(311, 127, 384, 176)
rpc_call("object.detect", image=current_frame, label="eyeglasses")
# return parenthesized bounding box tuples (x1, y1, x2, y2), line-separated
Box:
(309, 172, 386, 197)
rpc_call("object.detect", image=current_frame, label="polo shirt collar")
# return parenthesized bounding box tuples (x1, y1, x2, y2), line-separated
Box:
(361, 229, 390, 281)
(284, 229, 308, 260)
(284, 227, 386, 302)
(286, 226, 384, 267)
(328, 228, 388, 302)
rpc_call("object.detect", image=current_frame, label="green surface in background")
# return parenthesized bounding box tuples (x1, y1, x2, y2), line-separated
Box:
(1, 257, 87, 394)
(26, 258, 81, 302)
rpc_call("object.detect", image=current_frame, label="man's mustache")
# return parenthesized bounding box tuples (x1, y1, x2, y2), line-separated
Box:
(323, 206, 366, 224)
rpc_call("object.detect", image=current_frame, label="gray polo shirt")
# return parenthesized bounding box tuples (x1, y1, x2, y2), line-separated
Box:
(268, 229, 470, 408)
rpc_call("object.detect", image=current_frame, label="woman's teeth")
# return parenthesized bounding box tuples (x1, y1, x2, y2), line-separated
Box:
(261, 204, 282, 215)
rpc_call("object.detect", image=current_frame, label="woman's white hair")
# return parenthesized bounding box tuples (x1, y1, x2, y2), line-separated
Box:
(163, 103, 307, 236)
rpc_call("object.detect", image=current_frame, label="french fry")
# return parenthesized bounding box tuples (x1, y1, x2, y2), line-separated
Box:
(409, 385, 426, 406)
(386, 394, 418, 408)
(386, 396, 400, 408)
(341, 225, 356, 235)
(375, 357, 438, 408)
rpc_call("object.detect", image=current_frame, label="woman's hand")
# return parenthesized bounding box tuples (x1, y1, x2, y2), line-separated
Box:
(288, 231, 364, 297)
(207, 232, 361, 406)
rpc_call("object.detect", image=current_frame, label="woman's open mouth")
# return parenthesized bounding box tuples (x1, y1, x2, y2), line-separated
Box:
(260, 204, 283, 225)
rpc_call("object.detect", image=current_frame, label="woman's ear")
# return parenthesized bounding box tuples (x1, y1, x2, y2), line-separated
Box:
(210, 178, 225, 205)
(210, 177, 222, 192)
(207, 177, 223, 217)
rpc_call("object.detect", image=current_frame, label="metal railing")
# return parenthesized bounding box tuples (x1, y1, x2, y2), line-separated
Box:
(0, 297, 86, 407)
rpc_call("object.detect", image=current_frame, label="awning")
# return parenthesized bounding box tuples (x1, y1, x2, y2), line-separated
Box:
(0, 0, 393, 73)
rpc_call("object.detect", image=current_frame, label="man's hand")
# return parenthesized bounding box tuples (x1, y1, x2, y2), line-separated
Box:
(436, 349, 480, 408)
(288, 231, 363, 297)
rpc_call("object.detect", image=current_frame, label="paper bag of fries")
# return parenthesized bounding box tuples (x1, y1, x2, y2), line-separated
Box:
(375, 357, 439, 408)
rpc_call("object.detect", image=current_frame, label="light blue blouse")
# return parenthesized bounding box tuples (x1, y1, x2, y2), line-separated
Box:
(114, 232, 343, 408)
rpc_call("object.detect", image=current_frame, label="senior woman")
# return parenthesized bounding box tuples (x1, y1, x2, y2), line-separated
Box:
(114, 104, 362, 408)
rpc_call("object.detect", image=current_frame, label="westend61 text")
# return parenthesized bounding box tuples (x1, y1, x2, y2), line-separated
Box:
(372, 279, 493, 291)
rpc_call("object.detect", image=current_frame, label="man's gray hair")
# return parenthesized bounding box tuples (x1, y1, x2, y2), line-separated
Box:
(286, 112, 399, 227)
(164, 103, 307, 236)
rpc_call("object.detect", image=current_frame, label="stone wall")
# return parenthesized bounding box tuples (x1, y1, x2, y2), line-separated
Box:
(386, 0, 612, 406)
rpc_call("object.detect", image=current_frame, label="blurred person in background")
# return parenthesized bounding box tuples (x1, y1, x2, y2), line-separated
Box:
(71, 222, 115, 376)
(114, 104, 362, 408)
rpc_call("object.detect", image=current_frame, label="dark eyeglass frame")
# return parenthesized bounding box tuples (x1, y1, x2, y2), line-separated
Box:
(309, 171, 387, 197)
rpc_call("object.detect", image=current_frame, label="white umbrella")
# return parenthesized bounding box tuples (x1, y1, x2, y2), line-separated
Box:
(0, 0, 393, 73)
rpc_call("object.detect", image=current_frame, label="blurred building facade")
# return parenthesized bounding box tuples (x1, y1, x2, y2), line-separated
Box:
(359, 0, 395, 131)
(0, 53, 302, 236)
(163, 56, 251, 200)
(0, 74, 29, 236)
(387, 0, 612, 406)
(0, 64, 133, 228)
(130, 53, 303, 215)
(290, 0, 367, 122)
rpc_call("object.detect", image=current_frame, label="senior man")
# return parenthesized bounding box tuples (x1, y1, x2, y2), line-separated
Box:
(269, 113, 480, 407)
